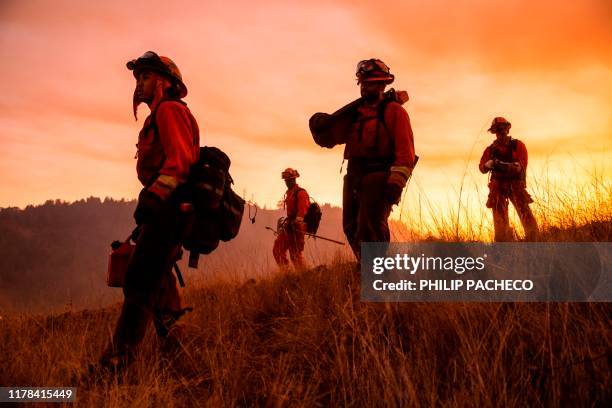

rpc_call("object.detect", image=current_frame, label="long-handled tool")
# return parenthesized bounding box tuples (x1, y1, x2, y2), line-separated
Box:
(265, 226, 345, 245)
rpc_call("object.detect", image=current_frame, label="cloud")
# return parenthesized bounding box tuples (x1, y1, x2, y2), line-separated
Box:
(0, 0, 610, 208)
(344, 0, 612, 73)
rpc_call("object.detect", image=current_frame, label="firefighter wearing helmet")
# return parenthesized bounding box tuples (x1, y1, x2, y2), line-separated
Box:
(99, 51, 200, 372)
(340, 59, 416, 260)
(479, 117, 539, 241)
(273, 168, 310, 269)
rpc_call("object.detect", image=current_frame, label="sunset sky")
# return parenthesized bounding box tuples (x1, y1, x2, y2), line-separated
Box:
(1, 0, 610, 224)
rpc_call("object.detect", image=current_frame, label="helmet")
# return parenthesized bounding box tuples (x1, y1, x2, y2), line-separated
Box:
(281, 168, 300, 180)
(127, 51, 188, 98)
(356, 58, 395, 85)
(488, 117, 511, 133)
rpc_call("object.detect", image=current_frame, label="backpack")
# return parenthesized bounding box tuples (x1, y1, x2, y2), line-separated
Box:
(293, 188, 322, 235)
(182, 146, 245, 267)
(309, 88, 408, 149)
(146, 101, 245, 268)
(219, 180, 245, 241)
(304, 201, 322, 235)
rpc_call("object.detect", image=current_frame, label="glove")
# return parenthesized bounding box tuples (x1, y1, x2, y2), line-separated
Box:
(386, 182, 403, 205)
(134, 189, 165, 225)
(509, 162, 522, 175)
(484, 159, 495, 170)
(386, 171, 408, 205)
(293, 218, 306, 233)
(285, 218, 296, 233)
(493, 160, 520, 174)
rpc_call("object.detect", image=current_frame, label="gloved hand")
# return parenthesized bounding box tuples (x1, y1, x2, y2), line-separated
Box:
(386, 183, 403, 205)
(509, 162, 522, 174)
(493, 160, 521, 174)
(134, 188, 165, 225)
(484, 159, 495, 170)
(293, 218, 306, 233)
(386, 171, 408, 205)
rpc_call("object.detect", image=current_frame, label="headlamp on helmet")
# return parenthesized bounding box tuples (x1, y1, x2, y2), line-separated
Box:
(281, 168, 300, 180)
(488, 116, 512, 133)
(126, 51, 188, 98)
(356, 58, 395, 84)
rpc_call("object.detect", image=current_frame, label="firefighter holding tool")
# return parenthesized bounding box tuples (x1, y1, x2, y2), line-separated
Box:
(479, 116, 539, 241)
(273, 168, 310, 270)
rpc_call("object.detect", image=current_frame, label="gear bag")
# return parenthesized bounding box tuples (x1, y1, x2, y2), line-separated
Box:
(292, 188, 322, 235)
(219, 180, 245, 241)
(182, 146, 245, 267)
(304, 201, 322, 235)
(190, 147, 229, 210)
(309, 88, 409, 148)
(146, 102, 245, 267)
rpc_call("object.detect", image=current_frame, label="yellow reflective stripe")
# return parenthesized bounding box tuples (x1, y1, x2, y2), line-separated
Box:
(390, 166, 412, 180)
(156, 174, 179, 191)
(148, 175, 179, 200)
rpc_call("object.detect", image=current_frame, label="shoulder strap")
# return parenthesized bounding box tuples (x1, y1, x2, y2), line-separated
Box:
(293, 187, 306, 201)
(373, 99, 392, 152)
(377, 98, 392, 131)
(505, 137, 516, 162)
(510, 138, 518, 152)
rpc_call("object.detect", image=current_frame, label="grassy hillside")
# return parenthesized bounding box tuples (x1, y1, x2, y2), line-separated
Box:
(1, 178, 610, 406)
(0, 262, 609, 406)
(0, 198, 347, 312)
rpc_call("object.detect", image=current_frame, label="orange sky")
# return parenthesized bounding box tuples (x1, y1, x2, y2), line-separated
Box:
(1, 0, 611, 222)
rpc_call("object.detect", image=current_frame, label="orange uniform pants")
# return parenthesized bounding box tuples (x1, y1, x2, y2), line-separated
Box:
(101, 218, 187, 368)
(343, 171, 392, 260)
(273, 226, 305, 269)
(487, 179, 539, 241)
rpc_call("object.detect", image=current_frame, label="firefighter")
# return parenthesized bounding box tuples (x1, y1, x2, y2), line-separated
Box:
(342, 59, 416, 260)
(273, 168, 310, 270)
(479, 117, 539, 241)
(99, 51, 200, 372)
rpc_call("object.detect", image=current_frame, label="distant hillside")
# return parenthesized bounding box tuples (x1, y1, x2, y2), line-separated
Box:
(3, 196, 607, 313)
(0, 197, 348, 312)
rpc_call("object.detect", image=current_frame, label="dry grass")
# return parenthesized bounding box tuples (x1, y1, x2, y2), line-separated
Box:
(1, 164, 610, 407)
(1, 260, 610, 407)
(394, 161, 612, 242)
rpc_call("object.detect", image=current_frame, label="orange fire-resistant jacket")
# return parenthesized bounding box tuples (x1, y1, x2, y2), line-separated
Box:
(344, 101, 416, 177)
(479, 138, 528, 179)
(285, 184, 310, 222)
(136, 100, 200, 201)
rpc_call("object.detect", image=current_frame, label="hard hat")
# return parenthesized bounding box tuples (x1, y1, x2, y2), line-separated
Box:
(281, 168, 300, 180)
(356, 58, 395, 85)
(488, 116, 511, 133)
(127, 51, 188, 98)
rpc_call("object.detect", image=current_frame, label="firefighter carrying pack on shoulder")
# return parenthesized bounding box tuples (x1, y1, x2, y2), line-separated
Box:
(183, 146, 245, 268)
(309, 88, 409, 148)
